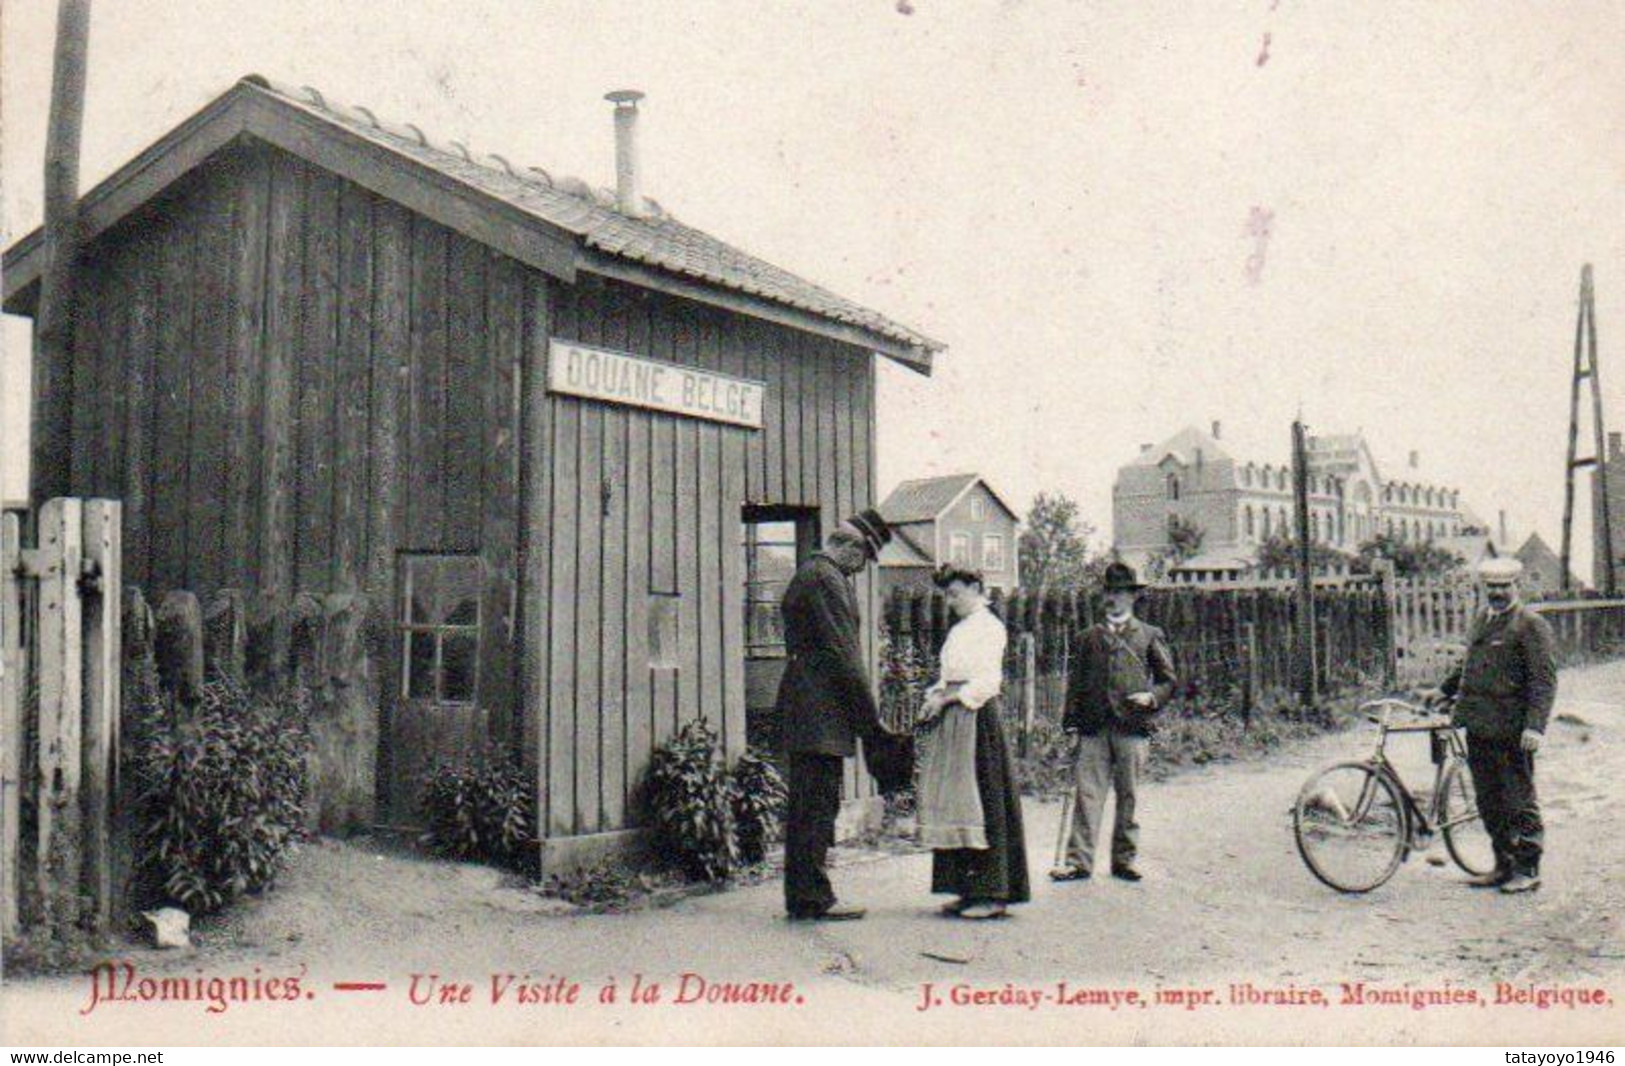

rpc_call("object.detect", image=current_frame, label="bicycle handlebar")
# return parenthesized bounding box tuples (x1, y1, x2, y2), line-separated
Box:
(1358, 697, 1455, 731)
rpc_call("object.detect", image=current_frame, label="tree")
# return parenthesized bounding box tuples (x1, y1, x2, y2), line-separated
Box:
(1145, 516, 1206, 581)
(1355, 533, 1464, 578)
(1255, 532, 1356, 574)
(1018, 492, 1101, 589)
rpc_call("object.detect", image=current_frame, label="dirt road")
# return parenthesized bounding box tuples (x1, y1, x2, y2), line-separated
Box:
(7, 661, 1624, 1044)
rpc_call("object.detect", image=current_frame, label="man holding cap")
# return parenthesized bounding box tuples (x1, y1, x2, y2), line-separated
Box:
(776, 509, 895, 921)
(1433, 557, 1558, 894)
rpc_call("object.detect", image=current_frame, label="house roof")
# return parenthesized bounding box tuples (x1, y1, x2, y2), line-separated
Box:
(878, 526, 935, 568)
(1169, 550, 1256, 573)
(878, 474, 1018, 525)
(1132, 425, 1234, 468)
(2, 75, 942, 371)
(1436, 533, 1498, 567)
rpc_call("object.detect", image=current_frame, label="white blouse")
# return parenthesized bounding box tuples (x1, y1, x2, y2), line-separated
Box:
(930, 604, 1008, 710)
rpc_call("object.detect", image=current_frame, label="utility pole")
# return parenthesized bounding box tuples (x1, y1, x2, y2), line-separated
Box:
(29, 0, 93, 508)
(1291, 419, 1318, 708)
(1560, 264, 1615, 596)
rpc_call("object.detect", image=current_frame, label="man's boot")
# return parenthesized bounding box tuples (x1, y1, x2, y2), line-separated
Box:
(1465, 857, 1511, 888)
(1499, 869, 1541, 894)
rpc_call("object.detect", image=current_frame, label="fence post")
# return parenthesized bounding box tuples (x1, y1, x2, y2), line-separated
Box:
(1, 509, 24, 937)
(1020, 632, 1037, 758)
(156, 591, 205, 711)
(34, 497, 84, 937)
(79, 499, 120, 933)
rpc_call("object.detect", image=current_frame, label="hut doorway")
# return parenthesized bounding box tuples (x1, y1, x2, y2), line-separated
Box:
(741, 506, 821, 755)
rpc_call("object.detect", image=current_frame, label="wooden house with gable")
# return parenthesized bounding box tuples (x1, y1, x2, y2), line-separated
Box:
(2, 75, 942, 863)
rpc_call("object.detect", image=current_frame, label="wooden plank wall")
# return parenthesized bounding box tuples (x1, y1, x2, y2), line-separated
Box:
(52, 141, 883, 839)
(537, 275, 879, 837)
(56, 144, 521, 821)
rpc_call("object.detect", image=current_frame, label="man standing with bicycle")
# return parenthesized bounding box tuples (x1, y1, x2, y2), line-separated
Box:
(1431, 557, 1558, 894)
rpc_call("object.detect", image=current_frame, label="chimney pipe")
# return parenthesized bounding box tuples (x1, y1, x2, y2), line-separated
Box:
(1408, 450, 1419, 470)
(1139, 443, 1153, 454)
(605, 89, 645, 218)
(1610, 431, 1622, 461)
(1211, 420, 1222, 440)
(1499, 509, 1508, 546)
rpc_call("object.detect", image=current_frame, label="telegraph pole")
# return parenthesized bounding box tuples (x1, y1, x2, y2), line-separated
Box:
(1291, 419, 1318, 708)
(29, 0, 93, 507)
(1559, 265, 1615, 596)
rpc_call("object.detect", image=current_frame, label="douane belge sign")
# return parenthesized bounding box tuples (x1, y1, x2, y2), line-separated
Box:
(547, 339, 766, 429)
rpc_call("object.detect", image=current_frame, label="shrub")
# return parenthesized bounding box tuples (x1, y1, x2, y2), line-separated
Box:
(879, 635, 935, 731)
(419, 753, 536, 873)
(643, 719, 737, 881)
(129, 671, 311, 915)
(729, 748, 787, 865)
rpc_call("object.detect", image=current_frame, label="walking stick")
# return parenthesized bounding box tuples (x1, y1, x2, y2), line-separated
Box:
(1052, 789, 1075, 869)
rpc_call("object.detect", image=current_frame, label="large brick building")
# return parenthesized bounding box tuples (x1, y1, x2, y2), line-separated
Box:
(1112, 423, 1470, 575)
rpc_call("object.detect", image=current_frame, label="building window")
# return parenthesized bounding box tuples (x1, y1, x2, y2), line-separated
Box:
(949, 532, 973, 566)
(970, 496, 985, 521)
(1166, 474, 1181, 500)
(1262, 508, 1272, 537)
(1244, 505, 1255, 538)
(983, 534, 1006, 572)
(743, 519, 801, 658)
(400, 554, 482, 704)
(1310, 513, 1320, 542)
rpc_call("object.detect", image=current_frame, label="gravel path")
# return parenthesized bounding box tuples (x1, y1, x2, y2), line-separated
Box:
(7, 661, 1623, 1044)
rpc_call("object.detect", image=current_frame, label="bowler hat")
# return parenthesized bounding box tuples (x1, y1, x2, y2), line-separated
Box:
(1102, 561, 1146, 593)
(842, 508, 893, 560)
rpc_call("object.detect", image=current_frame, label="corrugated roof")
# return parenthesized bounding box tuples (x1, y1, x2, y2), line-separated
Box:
(879, 474, 981, 523)
(248, 77, 942, 358)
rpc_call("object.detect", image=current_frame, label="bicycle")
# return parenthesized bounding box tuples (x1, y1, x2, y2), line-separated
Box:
(1292, 696, 1495, 893)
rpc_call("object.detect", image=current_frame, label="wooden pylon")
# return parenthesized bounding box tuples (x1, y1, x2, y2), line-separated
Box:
(1560, 264, 1616, 596)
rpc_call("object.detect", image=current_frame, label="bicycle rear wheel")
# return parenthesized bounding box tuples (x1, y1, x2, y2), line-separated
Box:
(1294, 761, 1408, 893)
(1439, 759, 1496, 876)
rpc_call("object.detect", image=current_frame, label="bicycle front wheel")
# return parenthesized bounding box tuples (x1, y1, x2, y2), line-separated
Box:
(1294, 761, 1408, 893)
(1439, 759, 1496, 876)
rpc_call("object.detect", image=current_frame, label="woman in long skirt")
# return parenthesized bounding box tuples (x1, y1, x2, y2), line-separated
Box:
(915, 565, 1031, 919)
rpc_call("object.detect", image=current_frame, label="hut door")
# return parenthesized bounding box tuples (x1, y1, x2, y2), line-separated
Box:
(742, 508, 820, 752)
(386, 553, 488, 824)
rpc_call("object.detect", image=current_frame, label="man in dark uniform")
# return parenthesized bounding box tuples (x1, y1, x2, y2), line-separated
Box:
(1052, 561, 1178, 883)
(1433, 557, 1558, 894)
(776, 509, 893, 921)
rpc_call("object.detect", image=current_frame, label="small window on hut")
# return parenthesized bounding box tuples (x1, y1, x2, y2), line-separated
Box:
(743, 521, 799, 658)
(400, 554, 482, 704)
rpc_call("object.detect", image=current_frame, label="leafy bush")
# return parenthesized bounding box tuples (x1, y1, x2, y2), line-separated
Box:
(420, 753, 536, 873)
(729, 748, 787, 865)
(879, 635, 935, 731)
(537, 861, 688, 910)
(643, 718, 737, 881)
(129, 671, 311, 915)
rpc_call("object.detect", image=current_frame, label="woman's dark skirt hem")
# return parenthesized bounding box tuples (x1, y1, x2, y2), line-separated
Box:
(929, 700, 1031, 904)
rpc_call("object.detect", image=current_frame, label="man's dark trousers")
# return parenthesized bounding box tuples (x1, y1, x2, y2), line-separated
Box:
(1467, 733, 1543, 876)
(784, 752, 845, 917)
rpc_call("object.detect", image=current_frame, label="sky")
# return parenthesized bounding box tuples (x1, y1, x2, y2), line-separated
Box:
(3, 0, 1623, 571)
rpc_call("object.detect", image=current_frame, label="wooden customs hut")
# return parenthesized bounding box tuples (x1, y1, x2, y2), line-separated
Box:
(2, 76, 942, 863)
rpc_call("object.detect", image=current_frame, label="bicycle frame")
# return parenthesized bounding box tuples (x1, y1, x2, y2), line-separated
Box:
(1356, 698, 1475, 846)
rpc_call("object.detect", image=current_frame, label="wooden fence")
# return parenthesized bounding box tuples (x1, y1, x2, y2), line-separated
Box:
(880, 583, 1392, 736)
(1380, 578, 1625, 685)
(1535, 599, 1625, 662)
(1, 499, 122, 940)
